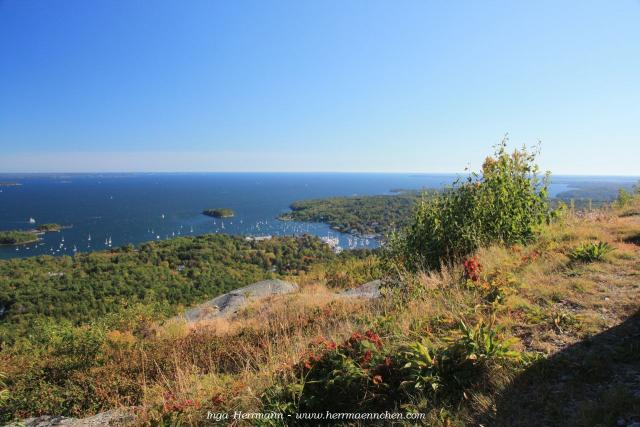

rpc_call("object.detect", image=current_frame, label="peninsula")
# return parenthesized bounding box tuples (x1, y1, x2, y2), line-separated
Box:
(0, 224, 66, 245)
(278, 191, 425, 236)
(0, 230, 39, 245)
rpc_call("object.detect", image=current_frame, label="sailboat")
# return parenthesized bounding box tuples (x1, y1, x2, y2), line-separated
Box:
(29, 217, 36, 224)
(88, 234, 91, 241)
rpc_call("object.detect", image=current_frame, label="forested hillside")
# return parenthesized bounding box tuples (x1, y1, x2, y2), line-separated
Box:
(0, 234, 334, 343)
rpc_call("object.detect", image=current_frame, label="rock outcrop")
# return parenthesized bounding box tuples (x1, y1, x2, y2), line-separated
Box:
(339, 279, 382, 299)
(181, 279, 298, 322)
(7, 409, 134, 427)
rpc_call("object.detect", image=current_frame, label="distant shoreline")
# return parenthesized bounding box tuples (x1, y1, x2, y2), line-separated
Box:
(0, 224, 72, 246)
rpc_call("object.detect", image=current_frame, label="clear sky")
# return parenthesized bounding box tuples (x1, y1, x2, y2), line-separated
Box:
(1, 0, 639, 174)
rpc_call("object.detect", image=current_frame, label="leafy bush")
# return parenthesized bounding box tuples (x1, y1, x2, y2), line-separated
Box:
(322, 252, 382, 289)
(265, 322, 520, 416)
(288, 331, 394, 413)
(388, 140, 550, 271)
(616, 188, 633, 207)
(400, 320, 519, 401)
(0, 322, 109, 421)
(569, 241, 613, 262)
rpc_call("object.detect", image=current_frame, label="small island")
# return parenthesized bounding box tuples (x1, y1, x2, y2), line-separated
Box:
(202, 208, 235, 218)
(0, 230, 39, 245)
(36, 223, 62, 232)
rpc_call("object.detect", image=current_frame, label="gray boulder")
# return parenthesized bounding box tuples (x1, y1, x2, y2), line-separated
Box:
(182, 279, 298, 322)
(7, 409, 134, 426)
(340, 280, 382, 299)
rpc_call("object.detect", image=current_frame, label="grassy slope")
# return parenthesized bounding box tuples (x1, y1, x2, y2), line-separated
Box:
(1, 201, 639, 425)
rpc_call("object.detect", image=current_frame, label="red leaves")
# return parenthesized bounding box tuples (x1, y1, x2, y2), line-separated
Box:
(299, 330, 384, 373)
(162, 393, 201, 413)
(365, 330, 383, 349)
(463, 257, 482, 282)
(359, 349, 373, 366)
(521, 250, 540, 263)
(347, 330, 383, 349)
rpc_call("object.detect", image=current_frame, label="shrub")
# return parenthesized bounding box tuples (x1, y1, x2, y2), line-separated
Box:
(616, 188, 634, 207)
(388, 140, 550, 271)
(265, 322, 520, 416)
(569, 241, 613, 262)
(290, 332, 393, 412)
(323, 253, 382, 289)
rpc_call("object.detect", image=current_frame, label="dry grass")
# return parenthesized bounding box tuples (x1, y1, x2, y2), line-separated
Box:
(130, 200, 640, 425)
(130, 284, 382, 424)
(6, 200, 637, 426)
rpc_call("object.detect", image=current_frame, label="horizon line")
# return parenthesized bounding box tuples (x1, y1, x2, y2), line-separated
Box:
(1, 171, 639, 178)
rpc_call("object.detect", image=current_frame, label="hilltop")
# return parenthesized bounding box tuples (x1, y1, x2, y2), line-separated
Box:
(3, 197, 638, 426)
(1, 145, 639, 426)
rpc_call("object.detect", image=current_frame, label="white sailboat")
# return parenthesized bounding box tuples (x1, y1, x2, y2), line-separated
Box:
(29, 217, 36, 224)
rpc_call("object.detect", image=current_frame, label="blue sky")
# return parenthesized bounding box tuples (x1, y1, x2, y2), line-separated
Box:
(1, 0, 638, 174)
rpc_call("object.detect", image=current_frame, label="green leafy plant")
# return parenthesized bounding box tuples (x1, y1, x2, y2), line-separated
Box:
(0, 372, 8, 404)
(569, 241, 614, 262)
(616, 188, 633, 207)
(263, 331, 399, 415)
(388, 139, 550, 271)
(397, 341, 441, 394)
(453, 320, 520, 362)
(266, 322, 521, 416)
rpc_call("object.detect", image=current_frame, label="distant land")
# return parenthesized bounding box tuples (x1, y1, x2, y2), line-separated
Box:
(279, 190, 427, 236)
(202, 208, 235, 218)
(0, 230, 39, 245)
(35, 223, 63, 232)
(280, 180, 639, 238)
(0, 182, 21, 187)
(0, 173, 637, 260)
(0, 224, 66, 246)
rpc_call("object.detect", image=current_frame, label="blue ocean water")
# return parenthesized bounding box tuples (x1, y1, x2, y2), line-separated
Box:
(0, 173, 635, 260)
